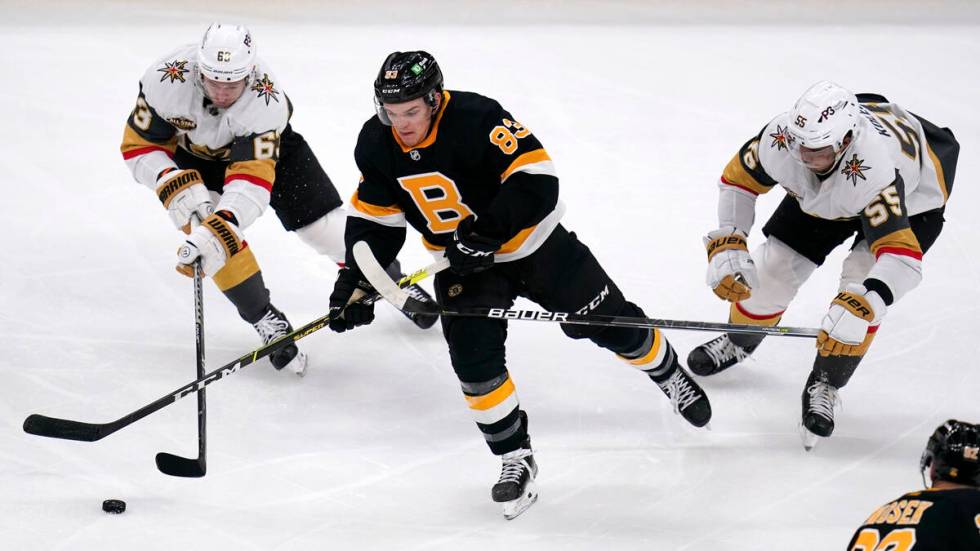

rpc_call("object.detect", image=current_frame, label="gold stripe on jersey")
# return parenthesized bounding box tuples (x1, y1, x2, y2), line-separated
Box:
(925, 141, 949, 203)
(500, 148, 554, 182)
(869, 228, 922, 259)
(121, 124, 176, 159)
(226, 159, 275, 191)
(499, 224, 537, 254)
(721, 153, 771, 196)
(391, 91, 452, 153)
(351, 191, 403, 216)
(211, 246, 261, 292)
(729, 302, 782, 326)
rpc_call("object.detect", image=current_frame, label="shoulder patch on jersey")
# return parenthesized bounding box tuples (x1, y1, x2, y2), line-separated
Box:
(768, 124, 794, 151)
(841, 153, 871, 185)
(251, 73, 280, 105)
(157, 60, 190, 83)
(166, 116, 197, 130)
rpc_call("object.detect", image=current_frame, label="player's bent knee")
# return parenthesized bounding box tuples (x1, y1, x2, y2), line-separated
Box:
(295, 207, 347, 264)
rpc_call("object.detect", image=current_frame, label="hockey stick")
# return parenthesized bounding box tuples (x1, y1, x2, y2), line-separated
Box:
(352, 241, 819, 338)
(155, 256, 207, 478)
(22, 263, 442, 443)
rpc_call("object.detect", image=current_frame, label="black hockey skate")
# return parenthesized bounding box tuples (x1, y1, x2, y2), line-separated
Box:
(800, 371, 840, 451)
(253, 305, 308, 376)
(651, 362, 712, 428)
(687, 334, 758, 376)
(492, 438, 538, 520)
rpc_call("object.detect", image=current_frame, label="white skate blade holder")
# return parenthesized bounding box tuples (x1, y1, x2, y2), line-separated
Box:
(501, 480, 539, 520)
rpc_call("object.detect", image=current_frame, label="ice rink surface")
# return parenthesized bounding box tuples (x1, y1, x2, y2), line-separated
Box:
(2, 1, 978, 549)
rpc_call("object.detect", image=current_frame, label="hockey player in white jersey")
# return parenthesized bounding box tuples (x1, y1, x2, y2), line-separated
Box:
(687, 81, 959, 449)
(121, 24, 436, 375)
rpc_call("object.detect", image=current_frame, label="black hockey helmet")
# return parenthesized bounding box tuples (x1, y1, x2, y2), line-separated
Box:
(920, 419, 980, 487)
(373, 51, 443, 125)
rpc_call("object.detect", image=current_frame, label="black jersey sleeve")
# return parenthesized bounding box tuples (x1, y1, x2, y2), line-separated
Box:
(347, 131, 407, 271)
(469, 104, 559, 242)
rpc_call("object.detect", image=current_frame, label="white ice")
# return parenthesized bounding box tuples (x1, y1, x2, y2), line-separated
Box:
(2, 1, 979, 549)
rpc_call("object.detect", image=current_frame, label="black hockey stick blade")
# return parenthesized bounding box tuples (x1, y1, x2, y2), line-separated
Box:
(23, 415, 109, 442)
(155, 452, 206, 477)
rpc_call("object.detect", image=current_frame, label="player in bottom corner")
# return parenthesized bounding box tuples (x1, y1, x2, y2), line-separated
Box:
(326, 50, 712, 519)
(847, 419, 980, 550)
(120, 24, 436, 376)
(687, 81, 959, 450)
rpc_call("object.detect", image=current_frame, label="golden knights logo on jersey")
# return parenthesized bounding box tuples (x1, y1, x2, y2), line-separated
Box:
(769, 124, 794, 151)
(251, 73, 279, 105)
(841, 153, 871, 185)
(157, 60, 189, 83)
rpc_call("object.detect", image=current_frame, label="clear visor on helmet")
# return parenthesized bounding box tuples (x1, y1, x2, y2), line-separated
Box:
(787, 131, 852, 173)
(374, 95, 392, 126)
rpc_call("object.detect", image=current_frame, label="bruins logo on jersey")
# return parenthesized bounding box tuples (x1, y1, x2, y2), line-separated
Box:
(157, 60, 189, 83)
(167, 116, 197, 130)
(769, 124, 794, 151)
(251, 73, 280, 105)
(842, 153, 871, 185)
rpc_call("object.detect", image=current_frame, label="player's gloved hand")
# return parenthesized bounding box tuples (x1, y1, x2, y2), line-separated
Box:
(156, 168, 214, 234)
(816, 283, 886, 357)
(328, 266, 376, 333)
(176, 211, 243, 277)
(448, 216, 502, 276)
(704, 227, 759, 302)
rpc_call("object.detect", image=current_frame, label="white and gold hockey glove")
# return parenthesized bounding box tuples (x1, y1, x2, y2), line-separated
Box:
(176, 212, 244, 277)
(704, 228, 759, 302)
(817, 283, 886, 357)
(156, 168, 214, 234)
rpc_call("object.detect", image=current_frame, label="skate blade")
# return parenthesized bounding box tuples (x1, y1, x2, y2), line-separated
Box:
(502, 481, 538, 520)
(288, 352, 309, 377)
(800, 424, 821, 452)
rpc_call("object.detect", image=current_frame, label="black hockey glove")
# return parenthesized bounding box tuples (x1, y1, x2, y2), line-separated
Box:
(328, 266, 376, 333)
(447, 216, 502, 276)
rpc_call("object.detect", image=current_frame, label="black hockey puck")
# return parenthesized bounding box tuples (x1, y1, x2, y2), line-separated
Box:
(102, 499, 126, 514)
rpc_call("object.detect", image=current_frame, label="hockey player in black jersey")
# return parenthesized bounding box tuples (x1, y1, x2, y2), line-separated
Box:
(847, 419, 980, 550)
(327, 51, 711, 519)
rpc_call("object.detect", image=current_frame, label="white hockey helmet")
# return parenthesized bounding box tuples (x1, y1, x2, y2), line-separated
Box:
(786, 80, 860, 162)
(197, 23, 256, 82)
